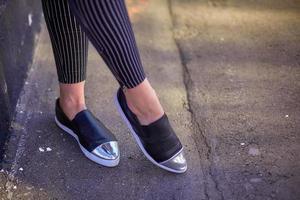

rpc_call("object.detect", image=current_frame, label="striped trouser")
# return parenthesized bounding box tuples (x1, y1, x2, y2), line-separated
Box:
(41, 0, 146, 89)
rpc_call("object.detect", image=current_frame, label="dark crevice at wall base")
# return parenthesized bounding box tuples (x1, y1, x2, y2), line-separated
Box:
(0, 0, 42, 165)
(0, 64, 10, 165)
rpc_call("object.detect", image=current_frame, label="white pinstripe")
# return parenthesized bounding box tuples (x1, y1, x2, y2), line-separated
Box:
(42, 0, 146, 88)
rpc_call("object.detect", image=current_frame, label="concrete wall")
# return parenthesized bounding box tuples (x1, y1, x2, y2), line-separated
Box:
(0, 0, 42, 161)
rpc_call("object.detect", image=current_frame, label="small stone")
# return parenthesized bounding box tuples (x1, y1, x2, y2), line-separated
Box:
(19, 167, 23, 171)
(28, 13, 33, 26)
(46, 147, 52, 152)
(240, 142, 245, 146)
(285, 114, 289, 118)
(26, 186, 34, 190)
(244, 183, 254, 191)
(250, 178, 262, 183)
(23, 192, 31, 196)
(39, 147, 45, 152)
(248, 147, 260, 156)
(13, 185, 17, 189)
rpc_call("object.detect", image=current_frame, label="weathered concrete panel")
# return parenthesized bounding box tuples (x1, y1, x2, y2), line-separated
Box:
(0, 0, 42, 161)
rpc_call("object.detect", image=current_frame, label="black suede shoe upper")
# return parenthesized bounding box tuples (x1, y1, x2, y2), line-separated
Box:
(55, 99, 117, 152)
(117, 88, 183, 163)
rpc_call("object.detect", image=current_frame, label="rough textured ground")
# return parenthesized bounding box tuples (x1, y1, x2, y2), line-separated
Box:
(1, 0, 299, 200)
(170, 0, 300, 199)
(0, 1, 204, 199)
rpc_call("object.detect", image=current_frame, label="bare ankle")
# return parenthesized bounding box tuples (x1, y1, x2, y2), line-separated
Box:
(59, 82, 86, 120)
(59, 97, 86, 120)
(124, 79, 164, 125)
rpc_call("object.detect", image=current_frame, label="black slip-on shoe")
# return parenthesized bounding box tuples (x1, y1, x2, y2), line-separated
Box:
(114, 87, 187, 173)
(55, 99, 120, 167)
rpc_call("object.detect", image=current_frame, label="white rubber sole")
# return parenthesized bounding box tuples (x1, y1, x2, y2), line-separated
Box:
(114, 91, 186, 173)
(55, 117, 120, 167)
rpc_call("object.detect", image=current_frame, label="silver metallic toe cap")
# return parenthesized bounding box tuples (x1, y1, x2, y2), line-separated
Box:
(160, 150, 187, 173)
(92, 141, 119, 160)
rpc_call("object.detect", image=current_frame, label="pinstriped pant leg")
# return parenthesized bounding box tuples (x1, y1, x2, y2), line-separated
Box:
(42, 0, 88, 84)
(68, 0, 146, 89)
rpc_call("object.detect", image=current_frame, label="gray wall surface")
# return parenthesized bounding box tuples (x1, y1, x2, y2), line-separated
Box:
(0, 0, 42, 163)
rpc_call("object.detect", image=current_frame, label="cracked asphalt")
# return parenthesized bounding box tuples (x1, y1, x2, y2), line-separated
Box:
(1, 0, 300, 200)
(171, 0, 300, 199)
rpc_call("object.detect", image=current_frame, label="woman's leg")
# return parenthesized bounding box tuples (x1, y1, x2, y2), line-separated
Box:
(59, 82, 86, 120)
(67, 0, 164, 125)
(42, 0, 88, 120)
(43, 0, 186, 172)
(42, 0, 120, 167)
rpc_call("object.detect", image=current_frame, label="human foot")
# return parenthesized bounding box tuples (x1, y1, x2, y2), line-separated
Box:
(55, 99, 120, 167)
(59, 97, 86, 120)
(115, 88, 187, 173)
(123, 78, 164, 125)
(59, 82, 86, 120)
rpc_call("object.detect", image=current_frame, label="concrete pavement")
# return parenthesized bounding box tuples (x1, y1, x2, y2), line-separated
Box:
(170, 0, 300, 199)
(1, 0, 204, 199)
